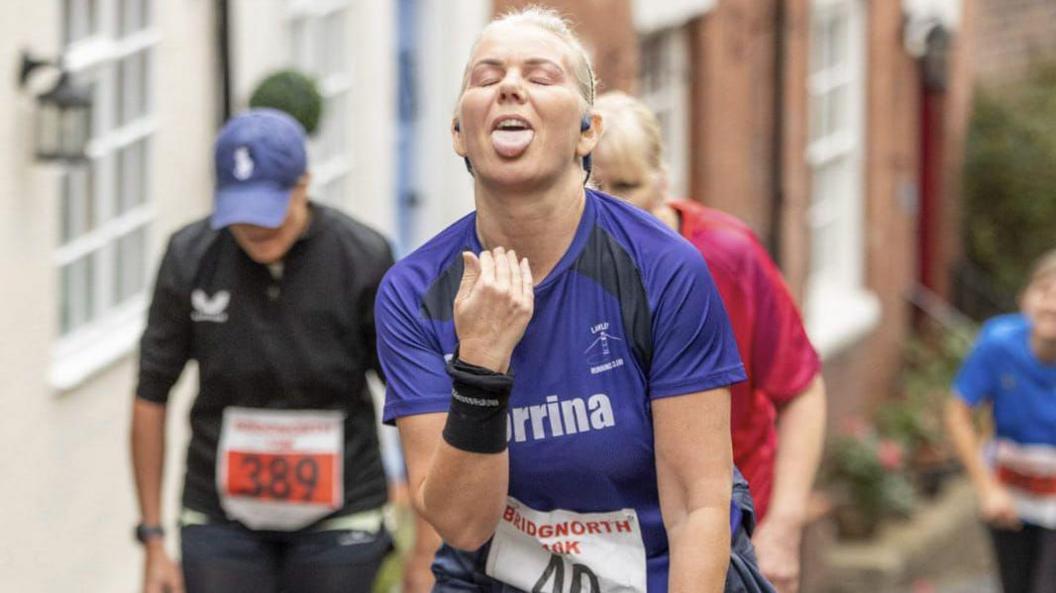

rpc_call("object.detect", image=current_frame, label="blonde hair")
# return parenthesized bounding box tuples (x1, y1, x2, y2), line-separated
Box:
(464, 5, 597, 106)
(1029, 249, 1056, 286)
(594, 91, 664, 172)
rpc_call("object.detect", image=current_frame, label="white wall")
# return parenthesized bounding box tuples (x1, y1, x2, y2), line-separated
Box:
(409, 0, 488, 248)
(230, 0, 398, 239)
(0, 1, 214, 591)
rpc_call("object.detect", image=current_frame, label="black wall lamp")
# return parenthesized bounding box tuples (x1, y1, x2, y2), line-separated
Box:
(18, 50, 93, 163)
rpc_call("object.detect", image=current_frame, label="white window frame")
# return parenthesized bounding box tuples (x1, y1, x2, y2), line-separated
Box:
(804, 0, 879, 358)
(52, 0, 159, 391)
(637, 27, 691, 199)
(287, 0, 355, 211)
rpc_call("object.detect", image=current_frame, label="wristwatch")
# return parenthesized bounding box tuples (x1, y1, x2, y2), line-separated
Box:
(134, 523, 165, 544)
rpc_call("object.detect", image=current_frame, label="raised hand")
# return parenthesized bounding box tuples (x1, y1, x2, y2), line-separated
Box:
(453, 247, 534, 373)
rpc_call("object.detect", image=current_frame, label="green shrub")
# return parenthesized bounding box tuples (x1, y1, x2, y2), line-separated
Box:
(248, 69, 324, 135)
(963, 62, 1056, 306)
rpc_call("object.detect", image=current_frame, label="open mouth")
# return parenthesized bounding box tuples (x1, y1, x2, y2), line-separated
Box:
(491, 116, 535, 158)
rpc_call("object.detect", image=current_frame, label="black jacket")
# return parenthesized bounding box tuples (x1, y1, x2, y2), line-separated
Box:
(137, 203, 394, 522)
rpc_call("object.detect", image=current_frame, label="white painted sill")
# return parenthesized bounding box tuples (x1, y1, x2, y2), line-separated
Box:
(50, 296, 147, 393)
(805, 285, 882, 360)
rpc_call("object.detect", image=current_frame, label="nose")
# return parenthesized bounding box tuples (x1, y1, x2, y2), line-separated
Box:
(497, 70, 527, 104)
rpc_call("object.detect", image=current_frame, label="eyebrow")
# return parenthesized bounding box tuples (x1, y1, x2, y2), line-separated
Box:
(470, 57, 565, 71)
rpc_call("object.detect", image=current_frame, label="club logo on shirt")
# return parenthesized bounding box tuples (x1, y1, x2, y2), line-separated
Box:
(585, 322, 625, 375)
(191, 289, 230, 323)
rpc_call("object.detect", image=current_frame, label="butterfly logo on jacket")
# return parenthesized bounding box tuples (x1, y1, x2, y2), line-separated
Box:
(191, 289, 231, 323)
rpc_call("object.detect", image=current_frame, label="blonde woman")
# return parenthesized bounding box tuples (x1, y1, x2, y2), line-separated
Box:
(946, 251, 1056, 593)
(590, 91, 826, 593)
(376, 7, 748, 593)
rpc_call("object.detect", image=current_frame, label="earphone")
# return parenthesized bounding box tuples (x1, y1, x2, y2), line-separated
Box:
(454, 114, 593, 181)
(580, 114, 593, 182)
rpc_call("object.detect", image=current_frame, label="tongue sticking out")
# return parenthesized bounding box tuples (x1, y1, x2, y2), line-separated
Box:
(491, 129, 535, 158)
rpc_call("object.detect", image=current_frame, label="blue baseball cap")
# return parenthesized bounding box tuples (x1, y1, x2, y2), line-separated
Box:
(211, 108, 308, 230)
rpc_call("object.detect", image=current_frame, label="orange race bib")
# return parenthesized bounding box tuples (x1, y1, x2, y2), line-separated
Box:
(217, 408, 345, 530)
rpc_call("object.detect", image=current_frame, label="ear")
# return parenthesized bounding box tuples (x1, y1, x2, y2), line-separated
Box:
(451, 117, 467, 157)
(576, 111, 603, 158)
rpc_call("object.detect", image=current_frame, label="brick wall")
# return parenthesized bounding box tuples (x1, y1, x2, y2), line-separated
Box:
(688, 0, 780, 244)
(974, 0, 1056, 85)
(492, 0, 638, 94)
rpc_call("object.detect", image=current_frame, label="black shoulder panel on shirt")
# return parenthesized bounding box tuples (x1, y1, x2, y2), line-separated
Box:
(420, 253, 466, 321)
(572, 226, 653, 372)
(166, 218, 222, 287)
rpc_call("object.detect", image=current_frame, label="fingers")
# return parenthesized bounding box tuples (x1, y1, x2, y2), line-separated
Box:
(455, 252, 481, 304)
(479, 249, 496, 288)
(520, 257, 534, 302)
(506, 249, 521, 298)
(493, 247, 510, 292)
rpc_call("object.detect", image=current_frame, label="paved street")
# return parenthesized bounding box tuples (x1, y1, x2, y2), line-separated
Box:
(902, 574, 999, 593)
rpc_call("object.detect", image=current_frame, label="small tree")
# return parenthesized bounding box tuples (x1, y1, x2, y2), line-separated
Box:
(248, 69, 324, 136)
(962, 63, 1056, 313)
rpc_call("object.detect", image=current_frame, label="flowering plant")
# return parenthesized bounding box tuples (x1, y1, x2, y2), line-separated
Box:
(824, 418, 916, 537)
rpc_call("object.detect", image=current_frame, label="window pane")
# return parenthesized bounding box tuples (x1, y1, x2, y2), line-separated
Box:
(61, 164, 96, 244)
(828, 84, 848, 137)
(809, 93, 824, 142)
(118, 0, 146, 36)
(64, 0, 98, 45)
(291, 18, 312, 72)
(319, 92, 349, 159)
(810, 18, 825, 76)
(829, 9, 848, 70)
(142, 0, 152, 29)
(75, 65, 111, 139)
(324, 11, 348, 77)
(117, 137, 149, 214)
(60, 253, 96, 334)
(115, 226, 148, 303)
(116, 50, 150, 126)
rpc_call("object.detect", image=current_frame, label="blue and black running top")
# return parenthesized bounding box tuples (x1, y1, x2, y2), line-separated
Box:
(376, 189, 746, 593)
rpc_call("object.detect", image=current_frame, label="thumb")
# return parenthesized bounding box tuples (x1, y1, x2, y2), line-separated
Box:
(455, 251, 480, 302)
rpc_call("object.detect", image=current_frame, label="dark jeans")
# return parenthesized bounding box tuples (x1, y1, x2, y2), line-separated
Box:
(181, 522, 392, 593)
(990, 523, 1056, 593)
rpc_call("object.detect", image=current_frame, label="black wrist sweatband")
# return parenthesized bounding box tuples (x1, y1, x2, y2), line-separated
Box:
(442, 356, 514, 454)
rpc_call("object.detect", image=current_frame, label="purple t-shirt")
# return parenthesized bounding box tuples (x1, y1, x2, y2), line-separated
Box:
(376, 190, 745, 593)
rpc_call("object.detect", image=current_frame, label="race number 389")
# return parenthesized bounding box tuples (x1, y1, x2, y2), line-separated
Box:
(217, 407, 345, 531)
(225, 451, 336, 504)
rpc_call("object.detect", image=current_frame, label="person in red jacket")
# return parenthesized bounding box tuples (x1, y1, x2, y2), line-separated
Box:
(591, 91, 827, 593)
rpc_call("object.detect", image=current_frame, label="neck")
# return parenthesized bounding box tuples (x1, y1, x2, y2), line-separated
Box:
(473, 168, 587, 283)
(1031, 333, 1056, 363)
(653, 202, 679, 232)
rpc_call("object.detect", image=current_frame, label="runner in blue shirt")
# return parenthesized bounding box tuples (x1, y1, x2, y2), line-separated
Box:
(946, 250, 1056, 593)
(376, 8, 754, 593)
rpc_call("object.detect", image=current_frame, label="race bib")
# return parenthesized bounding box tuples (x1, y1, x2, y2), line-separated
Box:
(486, 498, 647, 593)
(217, 407, 345, 531)
(993, 439, 1056, 528)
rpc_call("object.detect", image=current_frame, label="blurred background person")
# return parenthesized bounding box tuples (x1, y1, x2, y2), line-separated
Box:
(945, 249, 1056, 593)
(591, 91, 827, 593)
(247, 69, 442, 593)
(130, 109, 394, 593)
